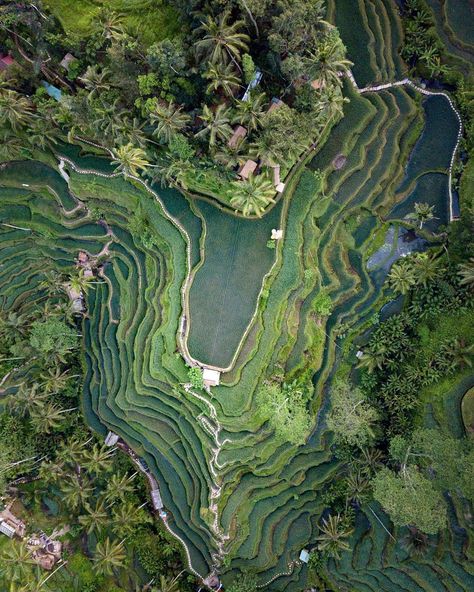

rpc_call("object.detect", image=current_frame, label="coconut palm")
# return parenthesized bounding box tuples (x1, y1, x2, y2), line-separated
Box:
(149, 102, 190, 145)
(39, 269, 65, 296)
(150, 573, 182, 592)
(111, 500, 152, 537)
(61, 474, 94, 510)
(316, 86, 348, 121)
(195, 104, 233, 147)
(93, 537, 127, 576)
(408, 202, 435, 229)
(412, 252, 441, 286)
(67, 268, 96, 295)
(441, 338, 473, 370)
(357, 344, 388, 373)
(0, 89, 34, 130)
(82, 443, 115, 474)
(96, 7, 125, 41)
(27, 116, 60, 150)
(315, 514, 353, 559)
(30, 402, 71, 434)
(229, 174, 275, 217)
(79, 66, 112, 101)
(37, 458, 65, 484)
(57, 437, 90, 467)
(305, 32, 352, 89)
(104, 471, 137, 504)
(114, 115, 148, 149)
(40, 367, 74, 394)
(7, 384, 49, 417)
(0, 541, 35, 582)
(194, 11, 249, 68)
(345, 471, 371, 505)
(0, 129, 24, 161)
(112, 143, 150, 177)
(152, 158, 194, 190)
(458, 258, 474, 289)
(388, 261, 417, 294)
(233, 92, 267, 131)
(79, 498, 109, 535)
(205, 62, 241, 97)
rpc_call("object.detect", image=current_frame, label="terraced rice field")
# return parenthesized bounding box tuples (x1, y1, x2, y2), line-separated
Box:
(0, 1, 470, 590)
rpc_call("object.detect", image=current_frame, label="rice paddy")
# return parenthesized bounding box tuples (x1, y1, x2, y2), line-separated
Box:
(0, 0, 471, 589)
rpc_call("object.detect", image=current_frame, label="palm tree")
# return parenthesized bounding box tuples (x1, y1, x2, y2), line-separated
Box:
(151, 573, 182, 592)
(104, 471, 137, 504)
(305, 32, 352, 89)
(67, 268, 96, 295)
(194, 11, 249, 68)
(38, 458, 65, 484)
(315, 514, 353, 559)
(39, 269, 65, 296)
(195, 104, 233, 147)
(96, 7, 125, 41)
(79, 66, 112, 101)
(412, 252, 441, 286)
(357, 344, 388, 372)
(408, 202, 435, 229)
(27, 117, 60, 150)
(30, 402, 71, 434)
(149, 102, 190, 145)
(345, 471, 370, 505)
(388, 261, 417, 294)
(7, 384, 49, 417)
(441, 338, 473, 370)
(0, 89, 34, 130)
(40, 367, 73, 394)
(316, 86, 348, 121)
(113, 115, 148, 149)
(233, 92, 267, 132)
(458, 258, 474, 289)
(112, 500, 151, 537)
(0, 130, 24, 161)
(0, 541, 35, 582)
(229, 174, 275, 217)
(112, 143, 150, 177)
(57, 437, 90, 467)
(205, 63, 241, 97)
(79, 498, 109, 534)
(93, 537, 127, 576)
(61, 474, 94, 510)
(82, 443, 115, 474)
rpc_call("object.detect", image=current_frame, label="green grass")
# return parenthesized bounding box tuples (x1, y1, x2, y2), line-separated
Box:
(44, 0, 180, 45)
(461, 387, 474, 436)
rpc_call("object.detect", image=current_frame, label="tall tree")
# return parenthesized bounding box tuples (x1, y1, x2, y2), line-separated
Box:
(194, 11, 250, 68)
(205, 62, 241, 97)
(93, 538, 127, 576)
(195, 104, 232, 147)
(0, 89, 34, 130)
(229, 174, 275, 217)
(315, 514, 353, 559)
(233, 92, 267, 131)
(149, 102, 191, 145)
(112, 143, 150, 177)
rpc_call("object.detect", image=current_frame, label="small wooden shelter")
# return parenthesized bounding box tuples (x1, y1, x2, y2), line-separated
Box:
(228, 125, 247, 149)
(238, 159, 258, 180)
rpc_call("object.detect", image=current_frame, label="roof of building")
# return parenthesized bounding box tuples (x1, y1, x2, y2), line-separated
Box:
(238, 159, 258, 180)
(151, 489, 164, 510)
(203, 368, 220, 386)
(310, 79, 325, 90)
(0, 521, 16, 538)
(228, 125, 247, 149)
(275, 182, 285, 193)
(1, 55, 15, 66)
(267, 97, 284, 114)
(299, 549, 310, 563)
(60, 53, 76, 70)
(41, 81, 62, 101)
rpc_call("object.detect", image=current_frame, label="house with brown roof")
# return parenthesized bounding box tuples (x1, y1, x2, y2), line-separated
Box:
(0, 54, 16, 71)
(267, 97, 284, 114)
(60, 52, 77, 71)
(228, 125, 247, 149)
(238, 159, 258, 180)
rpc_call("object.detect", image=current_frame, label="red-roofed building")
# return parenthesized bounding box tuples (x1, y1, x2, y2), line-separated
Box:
(0, 54, 16, 71)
